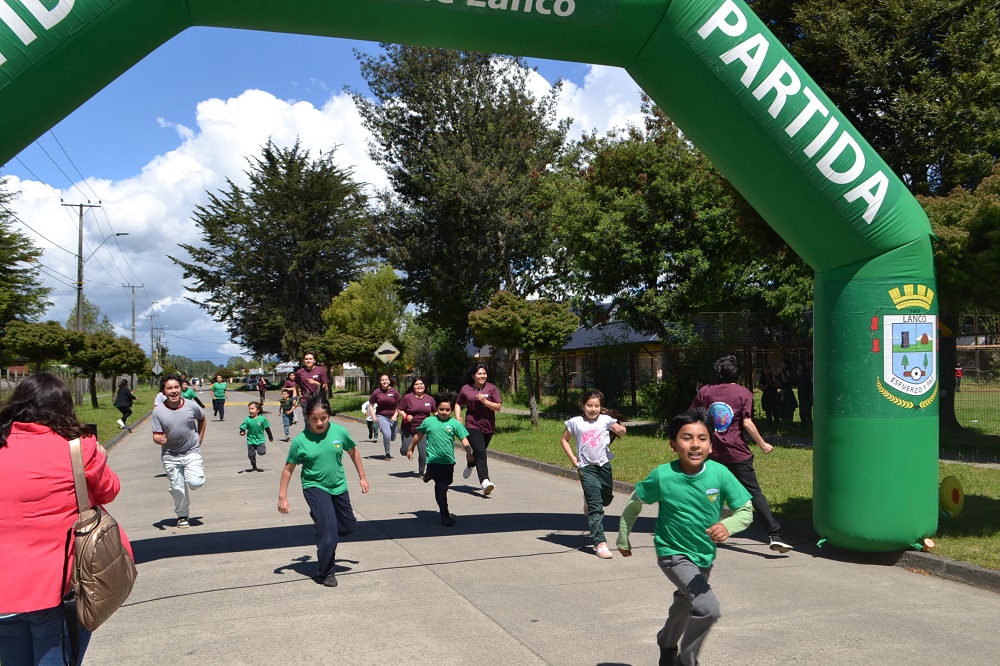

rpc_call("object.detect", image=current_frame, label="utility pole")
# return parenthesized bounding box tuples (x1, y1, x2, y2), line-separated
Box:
(146, 311, 159, 386)
(63, 201, 101, 406)
(124, 285, 142, 388)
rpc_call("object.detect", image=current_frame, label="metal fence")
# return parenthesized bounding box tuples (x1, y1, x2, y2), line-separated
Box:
(956, 313, 1000, 435)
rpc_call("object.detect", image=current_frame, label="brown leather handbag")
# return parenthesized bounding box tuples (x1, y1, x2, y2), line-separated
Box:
(61, 437, 137, 641)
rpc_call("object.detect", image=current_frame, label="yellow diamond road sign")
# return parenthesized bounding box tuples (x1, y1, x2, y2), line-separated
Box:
(375, 341, 400, 364)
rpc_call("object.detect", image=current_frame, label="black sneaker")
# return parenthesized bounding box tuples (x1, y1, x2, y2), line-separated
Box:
(321, 573, 338, 587)
(441, 514, 456, 527)
(769, 536, 792, 553)
(177, 517, 189, 529)
(659, 646, 678, 666)
(422, 470, 431, 483)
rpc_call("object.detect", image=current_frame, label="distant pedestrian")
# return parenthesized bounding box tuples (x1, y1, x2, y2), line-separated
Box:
(560, 389, 627, 559)
(152, 373, 207, 529)
(757, 366, 778, 426)
(278, 393, 368, 587)
(114, 378, 137, 430)
(282, 371, 299, 423)
(368, 374, 400, 461)
(407, 392, 473, 527)
(690, 355, 791, 553)
(239, 401, 273, 472)
(455, 363, 502, 496)
(360, 400, 377, 442)
(396, 378, 437, 476)
(256, 376, 268, 406)
(955, 363, 963, 392)
(210, 373, 228, 421)
(795, 360, 813, 426)
(616, 408, 753, 666)
(776, 358, 797, 423)
(279, 389, 296, 442)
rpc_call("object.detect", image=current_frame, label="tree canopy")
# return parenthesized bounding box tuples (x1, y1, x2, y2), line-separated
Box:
(65, 296, 114, 335)
(171, 140, 370, 360)
(2, 320, 81, 371)
(0, 181, 52, 351)
(353, 46, 570, 339)
(68, 332, 148, 407)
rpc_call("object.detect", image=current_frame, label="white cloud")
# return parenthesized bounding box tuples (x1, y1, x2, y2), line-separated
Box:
(11, 65, 641, 361)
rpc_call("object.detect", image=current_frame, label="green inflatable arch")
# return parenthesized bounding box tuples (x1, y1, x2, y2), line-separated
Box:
(0, 0, 937, 552)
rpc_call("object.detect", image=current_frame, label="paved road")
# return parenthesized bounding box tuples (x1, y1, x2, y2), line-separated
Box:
(89, 390, 1000, 665)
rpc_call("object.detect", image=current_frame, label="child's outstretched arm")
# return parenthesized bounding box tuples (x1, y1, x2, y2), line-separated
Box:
(616, 491, 645, 556)
(458, 436, 473, 462)
(407, 433, 423, 459)
(278, 462, 296, 513)
(346, 447, 369, 494)
(264, 426, 274, 442)
(559, 429, 578, 467)
(708, 500, 754, 542)
(610, 422, 627, 438)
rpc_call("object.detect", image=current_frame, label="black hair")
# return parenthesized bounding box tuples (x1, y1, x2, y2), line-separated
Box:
(406, 377, 428, 394)
(713, 355, 740, 383)
(160, 372, 183, 394)
(0, 372, 91, 446)
(666, 407, 712, 441)
(433, 391, 456, 409)
(463, 362, 489, 387)
(118, 378, 129, 389)
(304, 392, 331, 417)
(580, 389, 605, 409)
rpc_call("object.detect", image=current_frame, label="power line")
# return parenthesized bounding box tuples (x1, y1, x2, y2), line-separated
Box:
(0, 203, 78, 257)
(32, 139, 91, 202)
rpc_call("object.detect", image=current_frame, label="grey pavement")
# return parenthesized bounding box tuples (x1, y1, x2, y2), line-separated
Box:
(89, 389, 1000, 665)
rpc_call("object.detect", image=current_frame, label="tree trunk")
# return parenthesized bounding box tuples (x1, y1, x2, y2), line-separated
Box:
(939, 307, 961, 431)
(89, 373, 99, 409)
(524, 349, 539, 427)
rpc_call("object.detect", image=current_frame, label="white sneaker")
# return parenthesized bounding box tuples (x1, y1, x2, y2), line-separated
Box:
(462, 464, 474, 479)
(482, 479, 495, 496)
(116, 419, 125, 428)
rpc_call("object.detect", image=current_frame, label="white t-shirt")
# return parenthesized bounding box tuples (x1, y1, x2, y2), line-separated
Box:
(564, 414, 617, 467)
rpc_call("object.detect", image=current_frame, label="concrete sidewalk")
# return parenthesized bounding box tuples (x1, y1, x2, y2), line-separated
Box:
(90, 390, 1000, 665)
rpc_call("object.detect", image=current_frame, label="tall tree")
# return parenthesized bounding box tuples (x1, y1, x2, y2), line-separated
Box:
(469, 291, 578, 426)
(2, 320, 81, 371)
(544, 103, 810, 341)
(746, 0, 1000, 195)
(171, 140, 369, 359)
(352, 46, 570, 339)
(65, 296, 114, 335)
(67, 332, 148, 408)
(0, 181, 52, 347)
(319, 264, 407, 378)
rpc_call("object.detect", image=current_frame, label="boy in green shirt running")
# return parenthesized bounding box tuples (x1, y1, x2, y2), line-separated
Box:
(617, 407, 754, 666)
(239, 401, 273, 472)
(407, 392, 473, 527)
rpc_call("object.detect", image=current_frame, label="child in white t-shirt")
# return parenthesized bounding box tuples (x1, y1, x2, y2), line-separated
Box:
(361, 400, 377, 441)
(560, 389, 627, 559)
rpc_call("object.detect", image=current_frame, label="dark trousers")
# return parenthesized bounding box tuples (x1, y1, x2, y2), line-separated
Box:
(579, 462, 614, 545)
(247, 443, 266, 465)
(465, 428, 493, 483)
(302, 487, 357, 578)
(720, 458, 781, 536)
(657, 555, 720, 666)
(212, 398, 225, 420)
(115, 405, 132, 424)
(425, 463, 455, 518)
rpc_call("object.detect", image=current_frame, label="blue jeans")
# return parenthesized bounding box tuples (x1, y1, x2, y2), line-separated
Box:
(281, 412, 292, 437)
(0, 605, 91, 665)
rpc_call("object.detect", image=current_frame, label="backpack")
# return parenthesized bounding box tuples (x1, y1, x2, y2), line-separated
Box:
(62, 437, 137, 644)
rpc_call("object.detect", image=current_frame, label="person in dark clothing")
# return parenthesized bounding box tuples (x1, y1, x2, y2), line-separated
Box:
(113, 379, 137, 431)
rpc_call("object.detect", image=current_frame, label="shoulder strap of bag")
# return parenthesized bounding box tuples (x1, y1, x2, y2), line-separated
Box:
(68, 437, 89, 513)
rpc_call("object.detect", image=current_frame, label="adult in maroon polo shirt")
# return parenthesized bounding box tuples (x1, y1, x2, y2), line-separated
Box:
(294, 351, 328, 411)
(395, 378, 437, 475)
(368, 374, 400, 460)
(455, 362, 501, 496)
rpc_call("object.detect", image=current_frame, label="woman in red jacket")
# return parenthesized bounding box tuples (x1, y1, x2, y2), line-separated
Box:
(0, 372, 125, 665)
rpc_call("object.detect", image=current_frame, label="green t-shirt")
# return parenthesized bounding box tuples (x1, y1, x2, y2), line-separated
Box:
(634, 459, 752, 568)
(286, 423, 356, 496)
(240, 414, 270, 446)
(181, 387, 198, 401)
(211, 382, 227, 399)
(416, 416, 469, 465)
(279, 397, 295, 414)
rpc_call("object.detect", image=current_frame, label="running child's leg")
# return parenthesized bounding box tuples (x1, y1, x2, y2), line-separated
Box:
(657, 555, 720, 666)
(579, 464, 610, 546)
(303, 487, 342, 580)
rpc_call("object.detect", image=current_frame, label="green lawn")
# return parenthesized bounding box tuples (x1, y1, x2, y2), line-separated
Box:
(490, 412, 1000, 571)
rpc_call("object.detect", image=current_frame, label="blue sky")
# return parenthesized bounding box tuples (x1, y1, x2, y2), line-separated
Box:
(2, 27, 642, 364)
